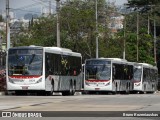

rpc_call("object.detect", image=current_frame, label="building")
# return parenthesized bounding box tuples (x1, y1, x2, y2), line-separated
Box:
(109, 15, 124, 33)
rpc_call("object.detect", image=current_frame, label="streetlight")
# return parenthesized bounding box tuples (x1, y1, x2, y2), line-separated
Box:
(56, 0, 60, 47)
(96, 0, 98, 58)
(123, 14, 126, 60)
(136, 11, 139, 62)
(154, 18, 157, 64)
(122, 5, 127, 60)
(6, 0, 10, 50)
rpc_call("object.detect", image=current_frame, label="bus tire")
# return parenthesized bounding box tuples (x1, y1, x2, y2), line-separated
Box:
(15, 91, 27, 96)
(62, 91, 68, 96)
(45, 91, 51, 96)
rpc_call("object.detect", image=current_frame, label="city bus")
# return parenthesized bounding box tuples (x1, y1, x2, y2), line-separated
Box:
(84, 58, 133, 94)
(132, 63, 158, 93)
(6, 45, 82, 95)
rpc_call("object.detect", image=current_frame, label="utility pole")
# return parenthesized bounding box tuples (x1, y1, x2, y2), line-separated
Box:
(123, 14, 126, 60)
(96, 0, 98, 58)
(147, 14, 150, 34)
(0, 36, 2, 66)
(49, 0, 51, 15)
(136, 12, 139, 62)
(150, 5, 157, 64)
(56, 0, 60, 47)
(6, 0, 10, 50)
(154, 18, 157, 64)
(0, 35, 2, 49)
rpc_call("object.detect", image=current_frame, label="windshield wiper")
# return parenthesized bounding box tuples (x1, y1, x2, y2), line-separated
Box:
(29, 54, 35, 65)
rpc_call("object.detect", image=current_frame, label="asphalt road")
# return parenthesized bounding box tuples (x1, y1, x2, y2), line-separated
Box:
(0, 92, 160, 120)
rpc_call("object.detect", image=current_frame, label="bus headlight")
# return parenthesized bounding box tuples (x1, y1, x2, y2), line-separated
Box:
(85, 82, 90, 86)
(105, 82, 110, 86)
(135, 83, 140, 86)
(36, 78, 42, 83)
(9, 78, 14, 84)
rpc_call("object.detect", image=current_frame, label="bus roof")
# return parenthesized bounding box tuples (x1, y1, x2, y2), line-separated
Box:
(44, 47, 72, 52)
(85, 58, 131, 65)
(139, 63, 153, 66)
(8, 46, 81, 57)
(8, 45, 42, 50)
(104, 58, 127, 62)
(44, 47, 81, 57)
(134, 62, 157, 69)
(86, 58, 127, 62)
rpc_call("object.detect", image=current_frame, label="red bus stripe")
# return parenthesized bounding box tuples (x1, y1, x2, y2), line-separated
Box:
(85, 80, 110, 82)
(9, 75, 41, 79)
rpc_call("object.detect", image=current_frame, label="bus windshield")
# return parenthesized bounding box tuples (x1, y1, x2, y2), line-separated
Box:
(85, 64, 111, 80)
(133, 67, 142, 81)
(8, 49, 43, 76)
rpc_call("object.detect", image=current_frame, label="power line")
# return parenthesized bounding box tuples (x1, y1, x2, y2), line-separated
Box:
(8, 0, 56, 14)
(9, 0, 57, 15)
(3, 2, 49, 14)
(31, 0, 56, 8)
(10, 8, 41, 14)
(13, 3, 41, 10)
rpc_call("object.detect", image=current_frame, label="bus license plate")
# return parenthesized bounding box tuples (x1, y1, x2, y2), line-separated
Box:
(95, 88, 100, 90)
(22, 86, 28, 90)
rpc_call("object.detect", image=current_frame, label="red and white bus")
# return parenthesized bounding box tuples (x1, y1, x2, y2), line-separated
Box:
(6, 45, 82, 95)
(133, 63, 158, 93)
(84, 58, 133, 94)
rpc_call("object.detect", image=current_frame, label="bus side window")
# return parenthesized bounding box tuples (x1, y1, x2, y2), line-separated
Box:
(46, 55, 52, 74)
(112, 66, 115, 80)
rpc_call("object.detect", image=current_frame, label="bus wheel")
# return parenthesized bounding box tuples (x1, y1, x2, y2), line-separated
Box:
(15, 91, 27, 96)
(45, 91, 51, 96)
(62, 92, 66, 96)
(139, 91, 144, 94)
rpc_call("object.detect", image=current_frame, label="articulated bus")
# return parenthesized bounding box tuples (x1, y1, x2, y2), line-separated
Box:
(6, 46, 82, 95)
(133, 63, 158, 93)
(84, 58, 133, 94)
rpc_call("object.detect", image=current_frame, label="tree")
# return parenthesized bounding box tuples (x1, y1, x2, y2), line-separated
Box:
(127, 0, 160, 12)
(16, 16, 57, 46)
(60, 0, 114, 60)
(113, 9, 155, 64)
(126, 0, 160, 65)
(14, 0, 121, 62)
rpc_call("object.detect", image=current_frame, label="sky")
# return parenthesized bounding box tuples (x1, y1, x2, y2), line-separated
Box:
(0, 0, 128, 18)
(0, 0, 128, 10)
(108, 0, 127, 5)
(0, 0, 56, 11)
